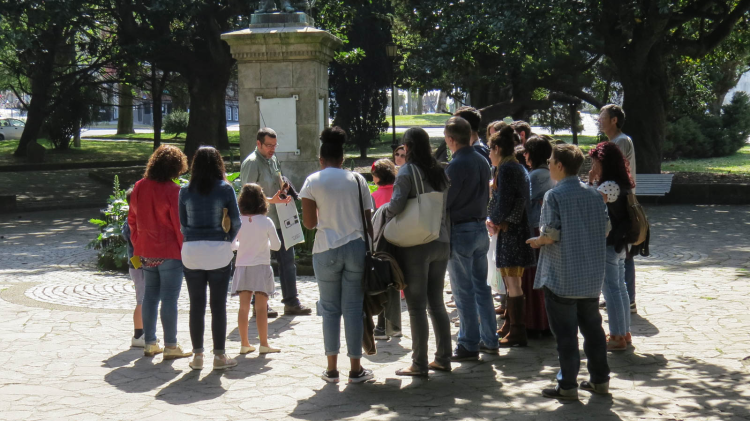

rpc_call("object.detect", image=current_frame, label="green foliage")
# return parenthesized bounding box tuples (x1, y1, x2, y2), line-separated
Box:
(316, 0, 393, 158)
(87, 176, 129, 270)
(532, 105, 584, 135)
(664, 92, 750, 159)
(163, 110, 190, 136)
(44, 83, 101, 150)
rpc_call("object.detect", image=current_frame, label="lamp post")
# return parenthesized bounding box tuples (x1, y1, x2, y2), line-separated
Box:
(386, 41, 398, 150)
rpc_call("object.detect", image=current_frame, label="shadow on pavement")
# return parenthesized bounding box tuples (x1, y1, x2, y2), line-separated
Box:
(103, 356, 182, 393)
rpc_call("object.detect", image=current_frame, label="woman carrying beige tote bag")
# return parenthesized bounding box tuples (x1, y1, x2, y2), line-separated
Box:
(384, 164, 444, 247)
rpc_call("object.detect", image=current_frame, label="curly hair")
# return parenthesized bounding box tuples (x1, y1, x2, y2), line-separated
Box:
(189, 146, 227, 196)
(589, 142, 635, 189)
(371, 159, 396, 186)
(237, 183, 268, 216)
(143, 145, 188, 182)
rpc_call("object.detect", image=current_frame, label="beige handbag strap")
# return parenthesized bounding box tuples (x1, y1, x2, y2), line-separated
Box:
(410, 164, 425, 201)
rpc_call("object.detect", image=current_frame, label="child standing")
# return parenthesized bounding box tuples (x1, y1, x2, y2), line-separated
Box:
(233, 184, 282, 354)
(122, 187, 146, 347)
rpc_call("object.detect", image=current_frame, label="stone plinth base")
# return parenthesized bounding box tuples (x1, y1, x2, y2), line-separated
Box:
(222, 26, 342, 188)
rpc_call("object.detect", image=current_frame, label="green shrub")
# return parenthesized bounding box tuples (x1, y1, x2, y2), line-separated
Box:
(664, 92, 750, 159)
(87, 175, 129, 270)
(164, 110, 189, 136)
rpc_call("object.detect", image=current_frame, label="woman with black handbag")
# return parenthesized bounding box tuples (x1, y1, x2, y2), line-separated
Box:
(300, 127, 375, 384)
(384, 127, 452, 376)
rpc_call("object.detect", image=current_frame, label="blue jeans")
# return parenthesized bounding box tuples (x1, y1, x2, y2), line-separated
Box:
(312, 239, 365, 359)
(625, 253, 635, 303)
(603, 246, 630, 336)
(142, 259, 184, 347)
(447, 221, 497, 352)
(544, 287, 610, 390)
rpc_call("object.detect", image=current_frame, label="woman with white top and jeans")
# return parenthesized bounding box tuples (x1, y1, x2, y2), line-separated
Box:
(300, 127, 375, 384)
(179, 146, 241, 370)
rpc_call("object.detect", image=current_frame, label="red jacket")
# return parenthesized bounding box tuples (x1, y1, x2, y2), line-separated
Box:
(128, 178, 183, 260)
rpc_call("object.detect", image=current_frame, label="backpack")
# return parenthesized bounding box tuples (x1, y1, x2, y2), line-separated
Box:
(625, 191, 649, 245)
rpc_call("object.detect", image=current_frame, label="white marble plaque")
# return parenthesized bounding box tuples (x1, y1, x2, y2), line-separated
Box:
(258, 97, 298, 153)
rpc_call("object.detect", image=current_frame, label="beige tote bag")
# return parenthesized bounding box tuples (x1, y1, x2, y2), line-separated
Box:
(384, 165, 444, 247)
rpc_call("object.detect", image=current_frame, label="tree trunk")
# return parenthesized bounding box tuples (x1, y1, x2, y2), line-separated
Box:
(117, 84, 135, 135)
(437, 91, 448, 113)
(184, 69, 230, 160)
(151, 67, 162, 150)
(73, 119, 81, 148)
(13, 91, 48, 157)
(416, 91, 423, 115)
(618, 49, 668, 174)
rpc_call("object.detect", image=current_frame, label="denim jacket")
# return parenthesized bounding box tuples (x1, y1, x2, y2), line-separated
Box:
(179, 180, 241, 242)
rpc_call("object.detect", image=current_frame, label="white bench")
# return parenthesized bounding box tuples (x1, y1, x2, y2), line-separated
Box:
(635, 174, 674, 197)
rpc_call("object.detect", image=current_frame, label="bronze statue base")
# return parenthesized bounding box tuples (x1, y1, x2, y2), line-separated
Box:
(250, 12, 314, 28)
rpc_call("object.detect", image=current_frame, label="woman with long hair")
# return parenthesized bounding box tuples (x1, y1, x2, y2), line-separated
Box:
(386, 127, 453, 376)
(128, 145, 191, 360)
(487, 126, 535, 348)
(588, 141, 635, 351)
(300, 127, 375, 384)
(519, 136, 555, 333)
(179, 146, 241, 370)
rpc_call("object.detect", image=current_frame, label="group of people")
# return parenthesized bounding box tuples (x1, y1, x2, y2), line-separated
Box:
(120, 103, 641, 398)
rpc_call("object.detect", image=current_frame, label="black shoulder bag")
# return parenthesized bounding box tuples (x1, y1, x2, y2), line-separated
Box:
(355, 174, 398, 295)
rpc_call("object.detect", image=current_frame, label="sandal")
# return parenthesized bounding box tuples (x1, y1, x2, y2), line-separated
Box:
(428, 361, 452, 372)
(395, 366, 428, 377)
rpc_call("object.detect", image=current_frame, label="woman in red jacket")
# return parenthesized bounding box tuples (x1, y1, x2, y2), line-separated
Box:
(128, 145, 191, 359)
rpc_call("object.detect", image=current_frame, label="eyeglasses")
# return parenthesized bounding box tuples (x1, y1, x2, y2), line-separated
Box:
(395, 153, 406, 158)
(262, 142, 278, 149)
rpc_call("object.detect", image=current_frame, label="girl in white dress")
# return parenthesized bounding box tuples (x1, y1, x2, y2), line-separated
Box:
(233, 183, 282, 354)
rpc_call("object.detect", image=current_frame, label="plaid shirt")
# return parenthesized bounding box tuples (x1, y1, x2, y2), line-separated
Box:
(534, 176, 611, 298)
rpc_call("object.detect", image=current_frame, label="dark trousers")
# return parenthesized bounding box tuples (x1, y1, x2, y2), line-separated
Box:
(625, 253, 635, 303)
(543, 287, 610, 390)
(184, 264, 231, 355)
(273, 228, 299, 306)
(399, 241, 452, 371)
(375, 287, 402, 334)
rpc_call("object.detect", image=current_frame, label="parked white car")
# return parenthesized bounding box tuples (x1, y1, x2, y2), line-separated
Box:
(0, 118, 25, 140)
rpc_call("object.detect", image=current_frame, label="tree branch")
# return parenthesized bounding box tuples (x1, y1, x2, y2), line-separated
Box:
(673, 0, 750, 58)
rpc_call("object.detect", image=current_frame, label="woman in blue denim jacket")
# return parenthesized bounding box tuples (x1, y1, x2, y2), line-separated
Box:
(179, 146, 241, 371)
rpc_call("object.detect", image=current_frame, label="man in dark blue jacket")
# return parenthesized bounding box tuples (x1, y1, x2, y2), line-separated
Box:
(444, 116, 498, 361)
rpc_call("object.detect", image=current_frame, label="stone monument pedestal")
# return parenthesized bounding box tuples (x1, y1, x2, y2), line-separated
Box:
(222, 15, 341, 188)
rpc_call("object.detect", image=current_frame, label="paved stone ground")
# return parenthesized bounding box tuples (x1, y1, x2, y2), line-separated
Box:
(1, 205, 749, 420)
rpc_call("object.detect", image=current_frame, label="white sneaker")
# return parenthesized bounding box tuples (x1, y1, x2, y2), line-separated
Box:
(189, 354, 204, 370)
(131, 334, 145, 348)
(213, 354, 238, 370)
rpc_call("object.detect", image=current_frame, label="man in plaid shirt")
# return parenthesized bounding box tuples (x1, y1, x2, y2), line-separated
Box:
(527, 144, 611, 400)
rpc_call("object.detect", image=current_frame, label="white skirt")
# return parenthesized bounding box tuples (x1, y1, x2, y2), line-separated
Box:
(231, 265, 276, 297)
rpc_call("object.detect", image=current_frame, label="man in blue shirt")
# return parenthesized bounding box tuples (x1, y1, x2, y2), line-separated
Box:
(444, 116, 497, 361)
(527, 144, 611, 400)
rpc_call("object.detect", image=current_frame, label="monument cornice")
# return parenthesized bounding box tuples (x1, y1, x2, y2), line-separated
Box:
(221, 27, 343, 64)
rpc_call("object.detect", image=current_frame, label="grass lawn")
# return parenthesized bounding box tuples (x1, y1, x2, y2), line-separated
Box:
(663, 146, 750, 175)
(0, 138, 238, 166)
(0, 139, 157, 165)
(94, 132, 241, 144)
(394, 114, 452, 126)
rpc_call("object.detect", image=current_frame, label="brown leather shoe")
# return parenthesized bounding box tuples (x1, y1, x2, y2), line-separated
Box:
(499, 296, 527, 347)
(607, 335, 627, 351)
